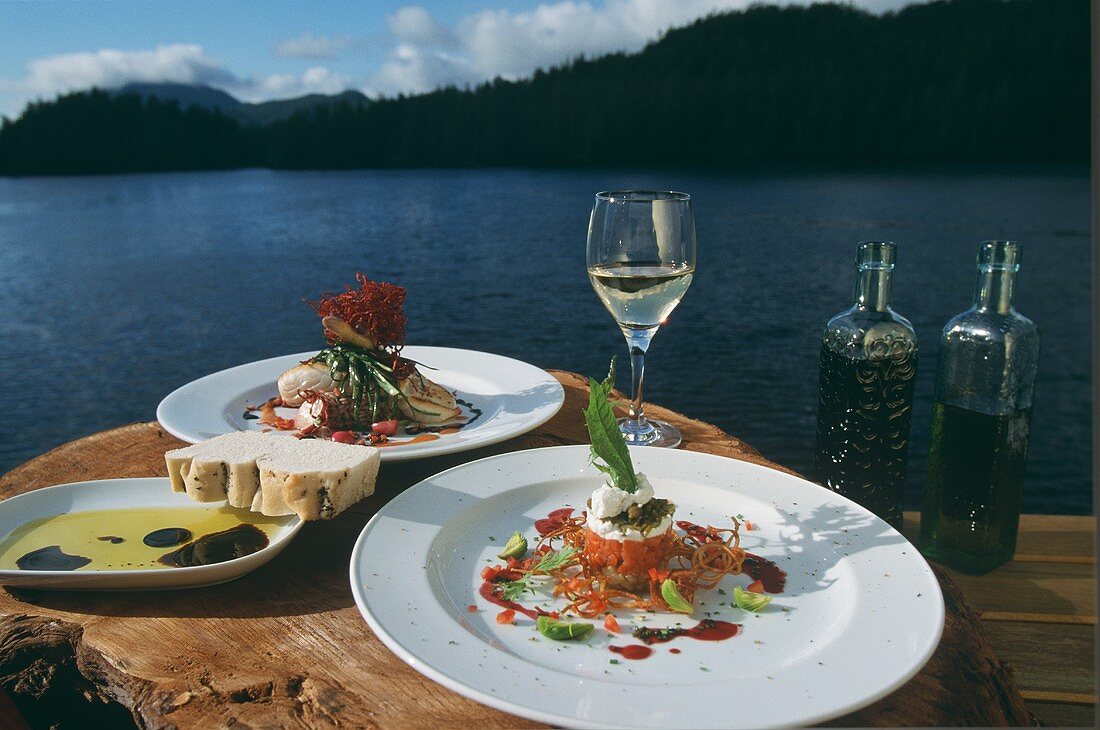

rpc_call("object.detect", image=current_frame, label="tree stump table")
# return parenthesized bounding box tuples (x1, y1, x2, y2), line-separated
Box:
(0, 371, 1033, 727)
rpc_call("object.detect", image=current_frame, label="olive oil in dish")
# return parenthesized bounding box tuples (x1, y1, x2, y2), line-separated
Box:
(0, 506, 292, 571)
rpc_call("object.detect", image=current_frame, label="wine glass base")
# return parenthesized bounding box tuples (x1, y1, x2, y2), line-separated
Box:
(617, 417, 682, 448)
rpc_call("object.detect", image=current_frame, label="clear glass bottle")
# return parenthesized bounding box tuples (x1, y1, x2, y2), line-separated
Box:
(813, 241, 918, 528)
(920, 240, 1039, 573)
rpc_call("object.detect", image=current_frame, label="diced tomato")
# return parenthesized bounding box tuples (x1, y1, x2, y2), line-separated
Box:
(330, 430, 357, 444)
(467, 604, 477, 613)
(744, 520, 755, 531)
(481, 565, 503, 581)
(496, 609, 516, 625)
(747, 579, 765, 594)
(604, 614, 621, 633)
(372, 419, 399, 436)
(535, 508, 575, 536)
(586, 527, 672, 580)
(647, 567, 670, 582)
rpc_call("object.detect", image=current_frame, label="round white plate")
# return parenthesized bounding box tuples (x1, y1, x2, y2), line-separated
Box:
(349, 446, 944, 729)
(156, 346, 565, 461)
(0, 478, 302, 590)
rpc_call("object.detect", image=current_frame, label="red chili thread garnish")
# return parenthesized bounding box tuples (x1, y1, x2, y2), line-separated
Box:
(307, 273, 408, 352)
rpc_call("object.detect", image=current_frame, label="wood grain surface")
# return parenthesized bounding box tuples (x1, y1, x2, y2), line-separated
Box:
(0, 371, 1036, 728)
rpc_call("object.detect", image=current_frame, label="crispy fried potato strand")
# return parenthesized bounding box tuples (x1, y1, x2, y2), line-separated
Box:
(535, 515, 746, 617)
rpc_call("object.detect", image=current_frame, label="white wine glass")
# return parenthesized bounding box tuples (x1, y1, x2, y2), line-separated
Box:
(586, 190, 697, 448)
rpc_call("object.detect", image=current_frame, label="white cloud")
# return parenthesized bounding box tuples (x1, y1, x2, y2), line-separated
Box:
(247, 66, 353, 100)
(274, 32, 353, 60)
(388, 6, 456, 46)
(0, 42, 352, 113)
(365, 0, 753, 96)
(15, 44, 236, 97)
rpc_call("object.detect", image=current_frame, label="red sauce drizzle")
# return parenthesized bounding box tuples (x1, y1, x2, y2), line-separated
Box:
(535, 508, 575, 536)
(743, 552, 787, 593)
(477, 570, 553, 621)
(374, 433, 440, 448)
(609, 644, 654, 660)
(668, 648, 681, 654)
(633, 619, 742, 645)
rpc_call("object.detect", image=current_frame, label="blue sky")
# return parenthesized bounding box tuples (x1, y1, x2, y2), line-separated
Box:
(0, 0, 914, 118)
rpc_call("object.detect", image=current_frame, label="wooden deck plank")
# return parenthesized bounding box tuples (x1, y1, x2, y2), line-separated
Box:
(1027, 702, 1096, 728)
(934, 561, 1095, 616)
(979, 611, 1094, 625)
(902, 512, 1095, 559)
(980, 621, 1096, 697)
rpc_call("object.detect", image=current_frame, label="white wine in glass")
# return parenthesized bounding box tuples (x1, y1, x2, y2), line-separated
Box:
(586, 191, 697, 448)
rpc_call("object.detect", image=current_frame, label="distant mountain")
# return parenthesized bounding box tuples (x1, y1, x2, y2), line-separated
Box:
(113, 83, 240, 113)
(234, 90, 371, 126)
(0, 0, 1088, 176)
(113, 82, 370, 126)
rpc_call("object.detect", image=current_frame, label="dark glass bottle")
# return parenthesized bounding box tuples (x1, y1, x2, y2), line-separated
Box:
(814, 241, 918, 528)
(920, 240, 1039, 573)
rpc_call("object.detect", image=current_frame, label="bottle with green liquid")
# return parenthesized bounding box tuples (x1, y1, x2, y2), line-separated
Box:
(813, 241, 918, 528)
(920, 240, 1039, 573)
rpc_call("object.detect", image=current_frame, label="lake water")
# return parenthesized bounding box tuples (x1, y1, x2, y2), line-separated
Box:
(0, 168, 1090, 514)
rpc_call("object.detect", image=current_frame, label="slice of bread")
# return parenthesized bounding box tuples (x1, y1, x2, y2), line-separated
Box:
(164, 431, 380, 521)
(165, 431, 262, 506)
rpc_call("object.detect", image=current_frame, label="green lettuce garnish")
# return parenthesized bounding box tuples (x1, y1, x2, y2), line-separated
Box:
(583, 358, 638, 493)
(497, 531, 528, 559)
(660, 579, 694, 613)
(733, 585, 772, 612)
(536, 616, 594, 641)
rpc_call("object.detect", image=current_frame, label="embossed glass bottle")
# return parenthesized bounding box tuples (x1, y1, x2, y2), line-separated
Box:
(813, 241, 918, 528)
(920, 240, 1039, 573)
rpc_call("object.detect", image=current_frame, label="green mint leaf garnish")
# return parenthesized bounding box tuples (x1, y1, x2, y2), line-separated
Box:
(600, 356, 617, 395)
(499, 579, 534, 601)
(584, 361, 638, 493)
(496, 547, 578, 601)
(532, 546, 578, 573)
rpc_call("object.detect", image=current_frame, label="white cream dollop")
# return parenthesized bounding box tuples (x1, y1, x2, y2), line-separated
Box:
(585, 473, 669, 542)
(588, 473, 654, 519)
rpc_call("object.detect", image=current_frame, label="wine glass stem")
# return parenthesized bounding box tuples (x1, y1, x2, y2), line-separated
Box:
(623, 327, 656, 426)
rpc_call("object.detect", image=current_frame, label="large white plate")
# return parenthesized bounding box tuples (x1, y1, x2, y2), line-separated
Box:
(0, 478, 302, 590)
(157, 346, 565, 461)
(349, 446, 944, 729)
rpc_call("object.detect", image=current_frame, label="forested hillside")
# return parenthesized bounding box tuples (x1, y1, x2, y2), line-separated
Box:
(0, 0, 1088, 176)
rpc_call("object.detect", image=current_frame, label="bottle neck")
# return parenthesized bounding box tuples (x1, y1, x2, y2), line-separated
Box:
(855, 267, 892, 312)
(974, 268, 1016, 314)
